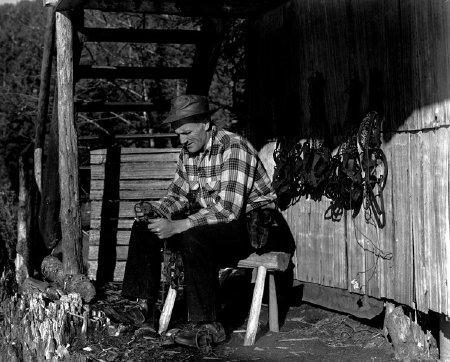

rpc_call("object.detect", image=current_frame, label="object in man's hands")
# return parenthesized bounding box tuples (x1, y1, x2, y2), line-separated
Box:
(134, 201, 161, 222)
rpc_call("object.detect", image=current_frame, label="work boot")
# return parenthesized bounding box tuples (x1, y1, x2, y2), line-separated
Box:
(173, 322, 226, 348)
(134, 298, 158, 337)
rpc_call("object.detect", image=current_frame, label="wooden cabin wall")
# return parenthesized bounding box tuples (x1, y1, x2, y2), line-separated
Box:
(247, 0, 450, 315)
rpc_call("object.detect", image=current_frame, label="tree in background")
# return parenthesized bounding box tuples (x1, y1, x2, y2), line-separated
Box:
(0, 0, 45, 192)
(0, 2, 248, 192)
(76, 11, 248, 144)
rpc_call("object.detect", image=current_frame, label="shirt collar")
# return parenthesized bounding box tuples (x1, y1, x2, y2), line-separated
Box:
(199, 126, 218, 158)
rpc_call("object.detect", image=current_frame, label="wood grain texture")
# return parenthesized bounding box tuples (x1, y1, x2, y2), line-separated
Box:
(88, 148, 179, 283)
(56, 11, 83, 275)
(248, 0, 450, 315)
(237, 252, 290, 271)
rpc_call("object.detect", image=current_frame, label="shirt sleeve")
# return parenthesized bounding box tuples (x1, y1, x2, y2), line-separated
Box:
(187, 143, 256, 227)
(153, 152, 190, 218)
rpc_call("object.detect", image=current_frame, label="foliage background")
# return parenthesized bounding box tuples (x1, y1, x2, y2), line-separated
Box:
(0, 0, 44, 191)
(0, 0, 248, 194)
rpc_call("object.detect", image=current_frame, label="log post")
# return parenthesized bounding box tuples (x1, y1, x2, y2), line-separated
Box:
(34, 7, 56, 194)
(39, 91, 61, 250)
(56, 11, 83, 275)
(186, 18, 227, 96)
(16, 148, 32, 285)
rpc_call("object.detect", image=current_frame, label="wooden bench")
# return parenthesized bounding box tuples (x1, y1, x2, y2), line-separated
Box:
(88, 145, 290, 346)
(158, 251, 290, 346)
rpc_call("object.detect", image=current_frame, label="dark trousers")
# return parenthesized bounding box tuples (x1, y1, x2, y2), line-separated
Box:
(122, 219, 253, 322)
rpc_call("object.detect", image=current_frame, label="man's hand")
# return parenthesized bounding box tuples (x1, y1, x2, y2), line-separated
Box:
(147, 218, 191, 239)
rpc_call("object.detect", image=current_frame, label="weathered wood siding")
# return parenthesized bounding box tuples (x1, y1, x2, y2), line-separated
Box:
(248, 0, 450, 315)
(88, 148, 180, 281)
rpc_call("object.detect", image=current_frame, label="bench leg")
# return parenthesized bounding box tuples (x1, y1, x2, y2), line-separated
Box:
(244, 265, 267, 346)
(268, 272, 279, 332)
(158, 286, 177, 335)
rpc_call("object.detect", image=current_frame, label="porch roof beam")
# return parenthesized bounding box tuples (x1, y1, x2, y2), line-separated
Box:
(51, 0, 289, 18)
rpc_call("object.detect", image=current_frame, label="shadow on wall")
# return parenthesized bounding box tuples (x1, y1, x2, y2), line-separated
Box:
(246, 0, 450, 148)
(96, 146, 120, 286)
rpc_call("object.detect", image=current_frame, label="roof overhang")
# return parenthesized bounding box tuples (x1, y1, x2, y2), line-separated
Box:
(50, 0, 290, 18)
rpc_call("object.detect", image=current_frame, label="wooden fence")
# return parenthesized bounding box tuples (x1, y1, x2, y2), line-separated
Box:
(88, 148, 180, 282)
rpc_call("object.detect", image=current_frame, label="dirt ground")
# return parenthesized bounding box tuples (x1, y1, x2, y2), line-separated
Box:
(71, 281, 397, 362)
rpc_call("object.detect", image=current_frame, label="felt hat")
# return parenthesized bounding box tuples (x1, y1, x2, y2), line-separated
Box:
(162, 94, 216, 127)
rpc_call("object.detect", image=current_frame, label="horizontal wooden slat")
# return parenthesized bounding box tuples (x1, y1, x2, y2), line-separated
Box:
(90, 218, 136, 230)
(89, 245, 129, 261)
(75, 101, 167, 113)
(90, 187, 169, 201)
(90, 149, 180, 164)
(80, 133, 179, 141)
(79, 27, 203, 44)
(91, 201, 150, 219)
(117, 148, 179, 154)
(91, 179, 172, 190)
(90, 230, 131, 246)
(88, 260, 125, 282)
(90, 200, 164, 229)
(91, 163, 177, 179)
(78, 65, 191, 80)
(91, 148, 180, 155)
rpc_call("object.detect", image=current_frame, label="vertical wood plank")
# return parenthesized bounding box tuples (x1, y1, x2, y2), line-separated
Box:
(433, 128, 450, 314)
(336, 212, 348, 289)
(377, 140, 394, 300)
(422, 131, 435, 312)
(310, 200, 323, 285)
(321, 199, 333, 287)
(447, 127, 450, 316)
(347, 212, 366, 295)
(390, 134, 413, 306)
(410, 132, 426, 312)
(247, 0, 450, 315)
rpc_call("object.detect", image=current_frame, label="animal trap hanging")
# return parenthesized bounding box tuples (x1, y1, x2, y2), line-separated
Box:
(272, 111, 388, 228)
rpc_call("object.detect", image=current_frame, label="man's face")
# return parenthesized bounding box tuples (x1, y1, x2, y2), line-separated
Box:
(175, 122, 209, 154)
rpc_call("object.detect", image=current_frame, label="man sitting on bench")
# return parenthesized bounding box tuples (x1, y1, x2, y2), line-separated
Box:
(122, 94, 292, 348)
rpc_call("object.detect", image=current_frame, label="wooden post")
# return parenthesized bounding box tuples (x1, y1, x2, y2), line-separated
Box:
(244, 265, 267, 346)
(16, 149, 32, 286)
(158, 287, 177, 335)
(186, 18, 226, 95)
(34, 7, 56, 194)
(38, 92, 61, 250)
(56, 11, 83, 275)
(268, 272, 279, 332)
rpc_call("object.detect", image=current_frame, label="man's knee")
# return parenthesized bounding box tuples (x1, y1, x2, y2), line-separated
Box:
(178, 226, 211, 259)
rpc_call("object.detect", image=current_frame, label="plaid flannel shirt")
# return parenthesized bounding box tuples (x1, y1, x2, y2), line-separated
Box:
(154, 129, 276, 227)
